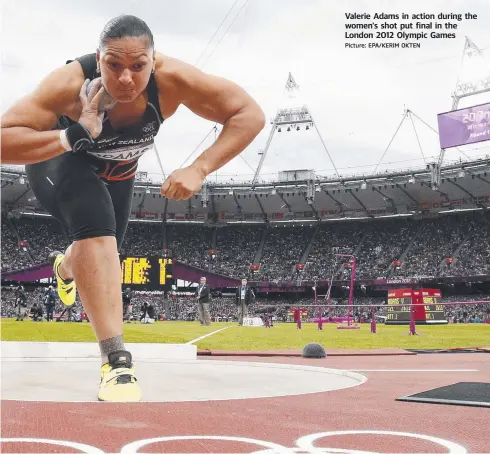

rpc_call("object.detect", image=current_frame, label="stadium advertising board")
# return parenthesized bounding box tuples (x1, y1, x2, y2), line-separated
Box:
(437, 102, 490, 149)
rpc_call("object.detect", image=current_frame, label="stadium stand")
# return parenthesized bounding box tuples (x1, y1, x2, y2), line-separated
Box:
(2, 211, 487, 280)
(2, 159, 489, 323)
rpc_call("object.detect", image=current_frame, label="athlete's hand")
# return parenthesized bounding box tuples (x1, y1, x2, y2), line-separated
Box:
(78, 78, 106, 138)
(161, 166, 206, 200)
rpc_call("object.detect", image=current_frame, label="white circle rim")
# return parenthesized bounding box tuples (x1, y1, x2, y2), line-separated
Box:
(296, 430, 467, 454)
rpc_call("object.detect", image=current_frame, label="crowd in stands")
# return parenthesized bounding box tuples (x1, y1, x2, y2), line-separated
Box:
(355, 221, 414, 279)
(1, 218, 32, 272)
(397, 216, 474, 278)
(438, 295, 490, 324)
(121, 223, 163, 256)
(13, 218, 67, 264)
(439, 219, 490, 277)
(165, 224, 214, 269)
(259, 226, 314, 281)
(302, 223, 362, 281)
(1, 211, 489, 281)
(214, 226, 264, 278)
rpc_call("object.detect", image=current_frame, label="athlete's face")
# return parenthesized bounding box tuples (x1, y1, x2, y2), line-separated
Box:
(97, 37, 155, 103)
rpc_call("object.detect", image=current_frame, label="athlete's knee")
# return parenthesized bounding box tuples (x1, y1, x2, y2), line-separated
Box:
(70, 236, 118, 266)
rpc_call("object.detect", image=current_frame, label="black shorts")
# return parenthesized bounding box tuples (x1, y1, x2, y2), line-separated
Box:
(25, 153, 135, 250)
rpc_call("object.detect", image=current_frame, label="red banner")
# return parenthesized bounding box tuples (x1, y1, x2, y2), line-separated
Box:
(296, 264, 305, 270)
(249, 264, 261, 271)
(135, 211, 158, 219)
(271, 212, 284, 220)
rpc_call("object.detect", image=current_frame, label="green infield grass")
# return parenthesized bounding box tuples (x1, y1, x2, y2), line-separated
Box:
(1, 319, 488, 351)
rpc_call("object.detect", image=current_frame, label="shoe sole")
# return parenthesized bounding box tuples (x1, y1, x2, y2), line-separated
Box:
(98, 381, 142, 402)
(53, 254, 77, 306)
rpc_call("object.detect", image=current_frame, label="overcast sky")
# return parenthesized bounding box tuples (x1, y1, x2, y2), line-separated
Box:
(2, 0, 490, 184)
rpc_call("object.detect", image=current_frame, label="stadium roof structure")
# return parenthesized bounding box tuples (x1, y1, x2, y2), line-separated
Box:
(2, 157, 489, 224)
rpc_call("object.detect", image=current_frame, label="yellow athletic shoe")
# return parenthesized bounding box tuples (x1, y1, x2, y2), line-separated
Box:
(98, 350, 142, 402)
(49, 251, 76, 306)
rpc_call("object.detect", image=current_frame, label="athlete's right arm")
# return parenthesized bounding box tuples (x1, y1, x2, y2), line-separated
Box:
(0, 64, 82, 165)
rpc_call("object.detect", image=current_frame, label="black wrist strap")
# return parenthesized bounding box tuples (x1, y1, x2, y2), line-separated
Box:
(66, 123, 95, 153)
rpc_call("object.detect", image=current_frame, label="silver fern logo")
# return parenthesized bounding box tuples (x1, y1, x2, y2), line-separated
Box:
(142, 122, 156, 134)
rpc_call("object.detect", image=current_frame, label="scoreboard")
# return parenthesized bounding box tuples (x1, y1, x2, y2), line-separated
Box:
(386, 292, 413, 324)
(120, 256, 174, 290)
(386, 288, 448, 325)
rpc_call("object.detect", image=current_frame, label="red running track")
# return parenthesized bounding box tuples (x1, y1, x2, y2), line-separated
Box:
(1, 354, 489, 453)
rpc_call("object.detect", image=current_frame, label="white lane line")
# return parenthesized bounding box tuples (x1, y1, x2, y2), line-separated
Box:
(185, 326, 233, 345)
(348, 369, 479, 372)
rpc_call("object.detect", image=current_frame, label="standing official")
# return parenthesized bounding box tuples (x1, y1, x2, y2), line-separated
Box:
(122, 288, 132, 322)
(235, 278, 255, 326)
(195, 277, 211, 326)
(44, 286, 57, 321)
(15, 286, 28, 321)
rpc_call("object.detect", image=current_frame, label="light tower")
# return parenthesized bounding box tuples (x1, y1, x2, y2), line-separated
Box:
(451, 37, 490, 110)
(252, 72, 339, 186)
(436, 37, 490, 180)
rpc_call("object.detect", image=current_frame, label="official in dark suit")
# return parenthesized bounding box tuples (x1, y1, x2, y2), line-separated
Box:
(235, 278, 255, 326)
(15, 286, 28, 321)
(196, 277, 211, 326)
(122, 287, 132, 321)
(44, 286, 56, 321)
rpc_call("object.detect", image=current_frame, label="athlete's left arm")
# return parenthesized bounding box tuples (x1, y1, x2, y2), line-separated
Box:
(171, 61, 266, 177)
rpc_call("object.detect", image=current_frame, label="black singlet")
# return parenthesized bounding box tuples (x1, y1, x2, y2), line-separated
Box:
(57, 53, 164, 181)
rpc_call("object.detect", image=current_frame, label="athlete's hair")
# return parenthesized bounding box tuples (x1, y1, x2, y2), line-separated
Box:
(99, 15, 154, 50)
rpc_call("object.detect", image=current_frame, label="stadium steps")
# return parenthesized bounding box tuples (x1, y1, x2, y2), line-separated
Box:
(211, 226, 217, 250)
(8, 217, 35, 265)
(386, 222, 423, 277)
(298, 223, 320, 265)
(438, 230, 471, 275)
(162, 223, 168, 249)
(334, 233, 366, 276)
(253, 227, 269, 265)
(291, 224, 321, 280)
(206, 227, 218, 272)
